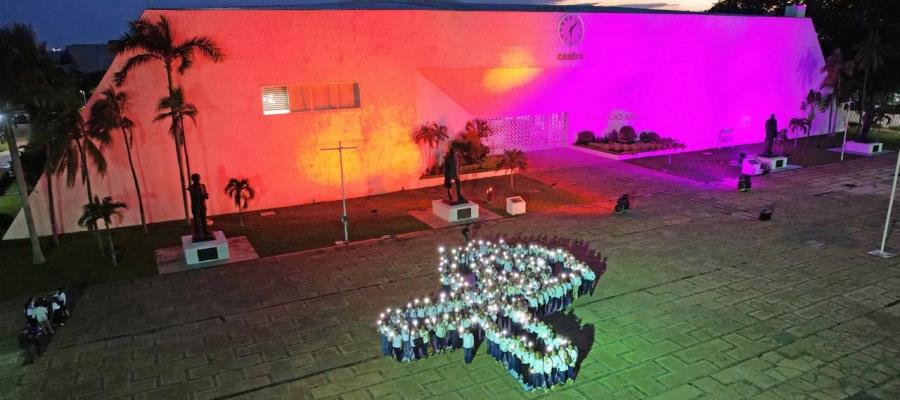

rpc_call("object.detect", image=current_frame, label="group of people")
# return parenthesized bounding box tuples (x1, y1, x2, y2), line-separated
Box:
(377, 240, 601, 391)
(19, 288, 69, 365)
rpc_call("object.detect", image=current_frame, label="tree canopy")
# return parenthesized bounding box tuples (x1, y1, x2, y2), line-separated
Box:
(708, 0, 900, 100)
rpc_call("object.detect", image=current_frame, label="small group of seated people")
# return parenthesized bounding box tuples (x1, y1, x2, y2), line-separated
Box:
(19, 288, 69, 365)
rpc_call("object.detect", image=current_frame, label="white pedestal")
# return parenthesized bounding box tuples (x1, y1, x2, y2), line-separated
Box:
(743, 155, 788, 175)
(741, 158, 764, 176)
(506, 196, 526, 215)
(182, 231, 230, 265)
(756, 155, 789, 170)
(432, 200, 479, 222)
(845, 141, 883, 155)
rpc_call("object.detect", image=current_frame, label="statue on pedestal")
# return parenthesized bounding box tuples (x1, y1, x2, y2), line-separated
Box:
(443, 147, 466, 204)
(187, 173, 213, 241)
(762, 114, 778, 156)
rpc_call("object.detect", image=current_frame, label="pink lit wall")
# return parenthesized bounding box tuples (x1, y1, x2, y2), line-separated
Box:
(5, 9, 824, 239)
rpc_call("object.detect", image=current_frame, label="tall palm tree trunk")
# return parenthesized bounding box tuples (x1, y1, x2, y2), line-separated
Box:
(826, 97, 835, 138)
(180, 120, 193, 181)
(3, 124, 45, 264)
(74, 139, 94, 202)
(173, 130, 189, 226)
(165, 63, 190, 226)
(239, 209, 244, 227)
(45, 145, 59, 247)
(859, 71, 869, 136)
(122, 128, 148, 233)
(105, 222, 118, 267)
(74, 139, 103, 253)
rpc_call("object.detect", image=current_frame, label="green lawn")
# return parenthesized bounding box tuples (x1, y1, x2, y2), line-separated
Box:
(0, 173, 586, 300)
(0, 190, 20, 216)
(844, 127, 900, 150)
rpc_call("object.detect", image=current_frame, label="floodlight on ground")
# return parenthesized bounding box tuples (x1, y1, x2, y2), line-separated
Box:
(738, 174, 751, 192)
(758, 204, 775, 221)
(614, 194, 630, 214)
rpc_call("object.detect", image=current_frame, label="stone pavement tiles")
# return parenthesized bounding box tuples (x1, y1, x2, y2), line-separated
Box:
(1, 148, 899, 400)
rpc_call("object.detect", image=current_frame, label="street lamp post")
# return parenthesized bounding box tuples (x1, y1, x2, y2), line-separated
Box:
(320, 141, 358, 244)
(869, 148, 900, 258)
(840, 99, 852, 161)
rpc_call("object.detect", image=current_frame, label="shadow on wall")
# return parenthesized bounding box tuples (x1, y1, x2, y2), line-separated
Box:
(796, 47, 820, 87)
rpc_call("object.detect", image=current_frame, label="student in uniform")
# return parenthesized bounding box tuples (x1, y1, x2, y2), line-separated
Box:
(433, 319, 447, 354)
(391, 330, 403, 361)
(31, 299, 53, 335)
(24, 297, 35, 324)
(18, 327, 38, 365)
(566, 345, 578, 379)
(462, 328, 475, 364)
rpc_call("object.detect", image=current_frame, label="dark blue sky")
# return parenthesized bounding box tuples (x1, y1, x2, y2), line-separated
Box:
(1, 0, 712, 47)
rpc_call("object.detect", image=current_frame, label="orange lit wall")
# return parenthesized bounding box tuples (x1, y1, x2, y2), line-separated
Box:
(5, 9, 823, 238)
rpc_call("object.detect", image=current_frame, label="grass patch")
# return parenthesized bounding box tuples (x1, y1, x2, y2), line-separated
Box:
(0, 184, 21, 212)
(1, 173, 585, 300)
(845, 128, 900, 150)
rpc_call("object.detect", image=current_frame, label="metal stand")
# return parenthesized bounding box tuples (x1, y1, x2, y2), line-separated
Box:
(870, 144, 900, 258)
(320, 141, 358, 243)
(840, 100, 852, 161)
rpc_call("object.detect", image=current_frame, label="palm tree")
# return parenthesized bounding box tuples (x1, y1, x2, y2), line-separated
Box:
(413, 122, 449, 174)
(0, 23, 56, 264)
(112, 15, 224, 225)
(26, 93, 69, 247)
(89, 86, 148, 233)
(78, 195, 127, 267)
(224, 178, 255, 227)
(460, 119, 493, 165)
(819, 49, 854, 136)
(854, 32, 887, 125)
(52, 106, 110, 203)
(796, 90, 824, 148)
(52, 105, 110, 253)
(496, 149, 528, 190)
(789, 117, 811, 147)
(154, 87, 197, 219)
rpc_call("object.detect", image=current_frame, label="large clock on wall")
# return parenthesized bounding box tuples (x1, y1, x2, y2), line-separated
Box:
(558, 14, 584, 46)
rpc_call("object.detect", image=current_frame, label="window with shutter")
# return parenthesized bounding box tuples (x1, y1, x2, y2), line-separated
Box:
(261, 86, 290, 115)
(261, 82, 360, 115)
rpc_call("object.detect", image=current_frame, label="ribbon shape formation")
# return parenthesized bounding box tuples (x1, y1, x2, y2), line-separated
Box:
(377, 239, 598, 390)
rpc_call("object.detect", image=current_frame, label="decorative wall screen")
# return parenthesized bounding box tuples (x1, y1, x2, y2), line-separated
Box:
(483, 112, 568, 153)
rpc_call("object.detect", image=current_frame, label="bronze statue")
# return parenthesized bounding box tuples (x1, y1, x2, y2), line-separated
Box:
(187, 173, 213, 241)
(762, 114, 778, 156)
(443, 146, 466, 204)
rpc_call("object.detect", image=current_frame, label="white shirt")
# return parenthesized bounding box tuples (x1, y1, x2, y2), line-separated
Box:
(32, 306, 49, 322)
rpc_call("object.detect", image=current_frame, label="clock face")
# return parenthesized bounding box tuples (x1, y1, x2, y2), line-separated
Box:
(558, 14, 584, 47)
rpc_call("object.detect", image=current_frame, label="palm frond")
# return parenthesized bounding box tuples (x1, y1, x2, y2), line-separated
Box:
(113, 53, 157, 86)
(178, 36, 224, 63)
(82, 139, 108, 175)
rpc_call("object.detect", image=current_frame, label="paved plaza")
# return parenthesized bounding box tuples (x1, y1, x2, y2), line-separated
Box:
(2, 148, 899, 400)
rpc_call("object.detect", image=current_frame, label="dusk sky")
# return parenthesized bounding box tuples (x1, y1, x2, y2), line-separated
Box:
(1, 0, 717, 47)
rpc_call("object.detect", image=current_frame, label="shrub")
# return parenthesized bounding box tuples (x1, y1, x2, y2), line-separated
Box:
(639, 131, 660, 143)
(618, 126, 636, 143)
(605, 129, 619, 143)
(575, 130, 595, 145)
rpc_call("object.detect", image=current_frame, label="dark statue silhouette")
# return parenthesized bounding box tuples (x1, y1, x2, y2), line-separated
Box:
(443, 147, 466, 204)
(761, 114, 779, 156)
(187, 173, 213, 241)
